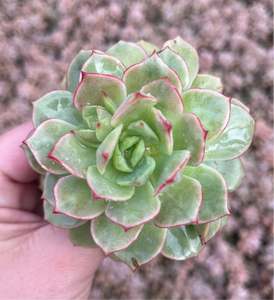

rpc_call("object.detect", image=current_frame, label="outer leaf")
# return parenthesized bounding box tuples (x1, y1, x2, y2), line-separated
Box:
(140, 77, 184, 123)
(21, 144, 46, 175)
(106, 41, 147, 68)
(203, 159, 245, 192)
(162, 36, 199, 87)
(32, 91, 84, 128)
(91, 214, 143, 256)
(184, 164, 230, 224)
(182, 89, 231, 142)
(48, 133, 96, 179)
(110, 92, 158, 128)
(67, 221, 98, 248)
(24, 119, 75, 175)
(136, 40, 160, 55)
(193, 219, 221, 244)
(152, 150, 190, 196)
(66, 49, 92, 93)
(158, 47, 189, 91)
(42, 173, 63, 206)
(73, 73, 127, 110)
(44, 200, 86, 229)
(205, 219, 222, 243)
(115, 221, 167, 272)
(54, 175, 107, 220)
(204, 104, 255, 160)
(191, 74, 223, 93)
(123, 51, 182, 95)
(231, 98, 250, 113)
(86, 164, 135, 201)
(161, 225, 203, 260)
(81, 51, 126, 79)
(105, 181, 161, 230)
(154, 175, 203, 228)
(173, 112, 207, 166)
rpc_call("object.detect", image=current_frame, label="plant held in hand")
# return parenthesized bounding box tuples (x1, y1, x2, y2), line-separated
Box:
(23, 36, 254, 272)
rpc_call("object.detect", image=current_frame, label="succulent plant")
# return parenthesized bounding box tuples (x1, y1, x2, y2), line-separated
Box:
(22, 36, 254, 272)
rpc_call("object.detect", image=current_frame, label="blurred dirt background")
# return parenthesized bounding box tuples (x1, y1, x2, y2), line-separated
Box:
(0, 0, 273, 299)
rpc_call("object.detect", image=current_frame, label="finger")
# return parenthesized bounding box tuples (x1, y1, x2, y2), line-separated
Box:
(0, 122, 39, 183)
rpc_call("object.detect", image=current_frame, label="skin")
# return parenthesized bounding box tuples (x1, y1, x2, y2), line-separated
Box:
(0, 122, 105, 299)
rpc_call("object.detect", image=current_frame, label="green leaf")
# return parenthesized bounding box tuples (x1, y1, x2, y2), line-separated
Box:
(81, 51, 125, 79)
(66, 49, 92, 93)
(173, 112, 207, 166)
(73, 73, 127, 110)
(105, 181, 161, 230)
(136, 40, 160, 56)
(119, 136, 140, 152)
(91, 214, 143, 255)
(127, 121, 159, 145)
(44, 200, 86, 229)
(96, 124, 123, 174)
(191, 74, 223, 92)
(73, 126, 99, 142)
(154, 175, 202, 228)
(123, 51, 183, 95)
(131, 139, 145, 167)
(110, 92, 158, 128)
(67, 221, 98, 248)
(205, 219, 222, 243)
(42, 173, 64, 206)
(116, 156, 156, 187)
(95, 118, 114, 142)
(101, 92, 118, 115)
(231, 98, 250, 113)
(182, 89, 231, 142)
(86, 164, 135, 201)
(203, 159, 245, 192)
(161, 225, 203, 260)
(162, 36, 199, 88)
(32, 91, 84, 128)
(49, 133, 96, 179)
(25, 119, 75, 175)
(115, 221, 167, 272)
(184, 164, 230, 223)
(159, 47, 189, 91)
(106, 41, 147, 68)
(96, 106, 112, 121)
(204, 104, 255, 160)
(193, 223, 210, 244)
(220, 216, 228, 230)
(21, 144, 46, 175)
(140, 78, 184, 124)
(113, 145, 133, 173)
(152, 150, 190, 196)
(54, 175, 107, 219)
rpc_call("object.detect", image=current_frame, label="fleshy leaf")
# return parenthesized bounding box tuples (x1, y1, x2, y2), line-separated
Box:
(91, 214, 143, 256)
(154, 175, 202, 228)
(96, 106, 112, 121)
(73, 126, 99, 142)
(184, 164, 230, 223)
(193, 223, 210, 244)
(115, 221, 167, 272)
(119, 136, 140, 152)
(66, 49, 92, 93)
(106, 41, 147, 68)
(205, 219, 222, 243)
(48, 133, 96, 179)
(111, 92, 158, 128)
(54, 175, 107, 219)
(42, 173, 64, 206)
(127, 121, 159, 145)
(96, 124, 123, 174)
(161, 225, 203, 260)
(203, 159, 245, 192)
(105, 181, 161, 230)
(101, 92, 118, 115)
(67, 221, 98, 248)
(173, 112, 207, 166)
(162, 36, 198, 88)
(123, 51, 182, 95)
(145, 107, 173, 155)
(136, 40, 160, 56)
(158, 47, 189, 91)
(25, 119, 75, 175)
(113, 145, 133, 173)
(73, 73, 127, 110)
(116, 156, 156, 186)
(44, 201, 86, 229)
(108, 253, 122, 262)
(86, 164, 135, 201)
(182, 89, 231, 142)
(21, 144, 46, 175)
(191, 74, 223, 93)
(220, 216, 228, 230)
(32, 91, 84, 128)
(140, 78, 184, 123)
(96, 118, 113, 142)
(81, 51, 125, 79)
(204, 104, 255, 160)
(131, 139, 145, 167)
(231, 98, 250, 113)
(152, 150, 190, 196)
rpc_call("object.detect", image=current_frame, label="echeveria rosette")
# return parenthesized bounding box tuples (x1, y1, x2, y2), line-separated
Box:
(23, 36, 255, 272)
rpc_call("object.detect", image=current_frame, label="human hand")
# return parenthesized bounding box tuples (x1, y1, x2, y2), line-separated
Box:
(0, 122, 105, 299)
